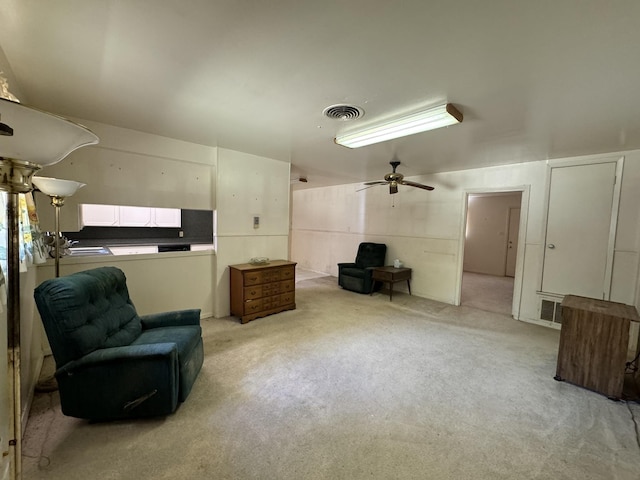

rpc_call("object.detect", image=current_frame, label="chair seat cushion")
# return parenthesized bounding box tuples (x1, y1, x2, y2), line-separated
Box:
(340, 267, 367, 279)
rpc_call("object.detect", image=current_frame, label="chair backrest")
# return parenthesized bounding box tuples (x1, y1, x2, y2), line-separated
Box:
(355, 242, 387, 268)
(34, 266, 142, 367)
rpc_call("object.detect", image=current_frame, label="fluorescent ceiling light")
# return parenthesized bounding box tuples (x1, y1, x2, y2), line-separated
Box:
(334, 103, 463, 148)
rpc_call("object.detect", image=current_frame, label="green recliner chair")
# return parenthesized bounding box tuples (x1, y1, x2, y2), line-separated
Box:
(34, 266, 204, 421)
(337, 242, 387, 294)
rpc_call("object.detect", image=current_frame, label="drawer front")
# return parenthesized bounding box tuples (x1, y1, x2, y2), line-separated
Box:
(265, 295, 280, 309)
(261, 296, 274, 310)
(243, 271, 265, 286)
(280, 291, 295, 305)
(372, 270, 392, 282)
(244, 299, 264, 315)
(244, 285, 264, 300)
(281, 279, 294, 292)
(280, 266, 295, 281)
(263, 269, 282, 283)
(263, 282, 281, 296)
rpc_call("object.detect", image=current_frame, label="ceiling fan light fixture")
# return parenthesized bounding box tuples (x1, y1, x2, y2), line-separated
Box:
(335, 103, 462, 149)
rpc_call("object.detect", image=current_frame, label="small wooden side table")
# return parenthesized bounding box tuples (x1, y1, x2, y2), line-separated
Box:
(371, 266, 412, 301)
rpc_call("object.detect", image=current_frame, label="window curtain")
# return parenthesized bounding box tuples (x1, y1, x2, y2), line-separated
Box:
(0, 192, 48, 311)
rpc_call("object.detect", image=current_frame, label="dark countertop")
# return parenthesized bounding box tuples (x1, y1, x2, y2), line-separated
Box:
(71, 238, 212, 247)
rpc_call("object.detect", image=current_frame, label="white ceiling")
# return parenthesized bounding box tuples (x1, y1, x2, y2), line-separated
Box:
(1, 1, 640, 189)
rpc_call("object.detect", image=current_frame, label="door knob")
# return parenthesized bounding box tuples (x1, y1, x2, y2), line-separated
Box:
(547, 244, 555, 249)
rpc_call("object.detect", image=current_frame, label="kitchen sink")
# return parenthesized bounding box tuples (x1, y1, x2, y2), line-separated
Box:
(68, 246, 112, 256)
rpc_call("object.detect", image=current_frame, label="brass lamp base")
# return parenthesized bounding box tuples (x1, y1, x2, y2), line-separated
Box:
(0, 157, 41, 480)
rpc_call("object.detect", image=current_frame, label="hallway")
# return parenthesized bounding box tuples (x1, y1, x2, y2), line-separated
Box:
(461, 272, 515, 316)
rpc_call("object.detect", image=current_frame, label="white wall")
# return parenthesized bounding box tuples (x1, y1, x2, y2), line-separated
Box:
(35, 120, 217, 232)
(292, 161, 546, 311)
(464, 193, 522, 276)
(214, 148, 290, 317)
(291, 151, 640, 324)
(35, 252, 216, 318)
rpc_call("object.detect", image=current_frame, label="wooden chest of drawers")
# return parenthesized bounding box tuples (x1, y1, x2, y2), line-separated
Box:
(229, 260, 296, 324)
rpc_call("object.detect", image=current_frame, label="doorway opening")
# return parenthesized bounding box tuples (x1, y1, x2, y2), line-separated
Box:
(460, 191, 523, 316)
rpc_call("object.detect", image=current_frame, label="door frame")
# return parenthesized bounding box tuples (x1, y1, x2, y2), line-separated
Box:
(455, 185, 530, 319)
(505, 206, 520, 277)
(538, 155, 624, 300)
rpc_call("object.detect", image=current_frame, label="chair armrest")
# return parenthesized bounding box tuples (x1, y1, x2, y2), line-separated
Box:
(337, 262, 357, 270)
(140, 309, 201, 329)
(362, 266, 379, 279)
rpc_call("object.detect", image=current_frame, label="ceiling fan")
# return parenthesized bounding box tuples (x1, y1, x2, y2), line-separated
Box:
(363, 161, 434, 194)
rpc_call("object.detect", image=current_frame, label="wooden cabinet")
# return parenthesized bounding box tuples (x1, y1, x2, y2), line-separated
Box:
(230, 260, 296, 324)
(555, 295, 640, 399)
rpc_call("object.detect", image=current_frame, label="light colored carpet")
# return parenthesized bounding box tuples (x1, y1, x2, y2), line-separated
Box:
(461, 272, 515, 316)
(23, 274, 640, 479)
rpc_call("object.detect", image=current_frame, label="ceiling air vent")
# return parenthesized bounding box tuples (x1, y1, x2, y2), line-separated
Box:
(323, 104, 364, 121)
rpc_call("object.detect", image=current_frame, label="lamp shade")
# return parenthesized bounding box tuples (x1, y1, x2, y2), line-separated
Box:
(32, 176, 85, 197)
(0, 98, 98, 166)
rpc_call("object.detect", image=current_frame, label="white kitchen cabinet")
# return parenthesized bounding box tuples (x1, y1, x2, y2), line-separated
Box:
(80, 204, 182, 228)
(79, 204, 119, 227)
(119, 206, 153, 227)
(153, 207, 182, 227)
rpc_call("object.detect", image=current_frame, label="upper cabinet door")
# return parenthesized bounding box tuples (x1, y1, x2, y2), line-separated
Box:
(119, 206, 154, 227)
(79, 204, 119, 227)
(153, 208, 182, 227)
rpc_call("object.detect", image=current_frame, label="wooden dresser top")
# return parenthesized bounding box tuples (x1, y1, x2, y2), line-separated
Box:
(229, 259, 296, 271)
(562, 295, 640, 322)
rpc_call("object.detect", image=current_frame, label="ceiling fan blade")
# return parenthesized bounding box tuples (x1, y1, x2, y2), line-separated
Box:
(401, 180, 435, 191)
(363, 181, 388, 186)
(356, 184, 382, 192)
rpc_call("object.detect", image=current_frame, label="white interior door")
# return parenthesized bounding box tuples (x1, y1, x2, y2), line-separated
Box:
(505, 207, 520, 277)
(541, 162, 618, 299)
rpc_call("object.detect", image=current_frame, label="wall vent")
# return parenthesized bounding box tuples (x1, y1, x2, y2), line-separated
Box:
(540, 299, 563, 323)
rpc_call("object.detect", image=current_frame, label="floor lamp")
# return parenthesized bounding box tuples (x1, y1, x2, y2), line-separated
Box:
(0, 98, 98, 480)
(31, 177, 86, 278)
